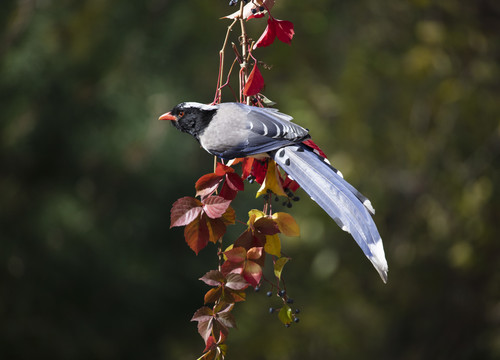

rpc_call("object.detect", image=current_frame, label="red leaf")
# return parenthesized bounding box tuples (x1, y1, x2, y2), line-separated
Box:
(302, 139, 328, 158)
(243, 259, 263, 287)
(205, 216, 227, 243)
(282, 176, 300, 192)
(253, 217, 280, 235)
(275, 19, 295, 44)
(215, 162, 234, 176)
(170, 197, 203, 228)
(241, 157, 254, 179)
(225, 273, 249, 291)
(224, 246, 247, 263)
(220, 182, 238, 200)
(225, 172, 244, 191)
(251, 159, 268, 184)
(203, 196, 232, 219)
(243, 63, 265, 96)
(184, 216, 209, 255)
(195, 173, 223, 198)
(191, 306, 213, 322)
(254, 17, 276, 48)
(200, 270, 225, 286)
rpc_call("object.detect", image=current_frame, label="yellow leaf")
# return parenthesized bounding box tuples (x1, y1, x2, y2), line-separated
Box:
(264, 234, 281, 257)
(272, 212, 300, 237)
(247, 209, 266, 226)
(256, 160, 287, 198)
(274, 257, 290, 280)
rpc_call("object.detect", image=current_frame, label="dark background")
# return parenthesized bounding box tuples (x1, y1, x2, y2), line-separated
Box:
(1, 0, 499, 359)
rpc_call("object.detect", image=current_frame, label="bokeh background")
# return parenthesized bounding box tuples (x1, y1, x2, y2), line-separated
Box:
(1, 0, 499, 359)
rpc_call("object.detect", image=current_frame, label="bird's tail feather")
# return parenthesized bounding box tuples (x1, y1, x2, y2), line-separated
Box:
(271, 144, 388, 283)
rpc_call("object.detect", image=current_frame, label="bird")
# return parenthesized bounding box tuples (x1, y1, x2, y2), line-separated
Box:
(159, 102, 388, 283)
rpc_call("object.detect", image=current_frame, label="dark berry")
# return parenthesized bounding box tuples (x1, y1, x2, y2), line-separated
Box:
(287, 202, 293, 208)
(269, 307, 274, 314)
(286, 298, 294, 304)
(294, 309, 300, 314)
(259, 5, 265, 11)
(293, 196, 300, 201)
(278, 289, 286, 297)
(285, 323, 291, 328)
(254, 286, 260, 292)
(266, 291, 273, 297)
(294, 317, 300, 323)
(251, 8, 257, 14)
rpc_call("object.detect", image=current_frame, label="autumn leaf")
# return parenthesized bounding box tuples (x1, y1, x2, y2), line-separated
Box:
(275, 18, 294, 44)
(184, 215, 210, 255)
(254, 17, 277, 48)
(243, 63, 265, 96)
(256, 159, 287, 197)
(254, 17, 295, 49)
(221, 246, 264, 287)
(170, 197, 203, 228)
(205, 217, 226, 244)
(272, 212, 300, 237)
(203, 196, 232, 219)
(264, 233, 281, 256)
(273, 256, 290, 280)
(196, 173, 223, 198)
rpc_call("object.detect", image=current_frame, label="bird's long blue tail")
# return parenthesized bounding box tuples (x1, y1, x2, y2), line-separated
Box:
(271, 144, 388, 283)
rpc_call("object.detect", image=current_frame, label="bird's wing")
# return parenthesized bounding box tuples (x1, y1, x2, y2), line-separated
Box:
(211, 103, 310, 158)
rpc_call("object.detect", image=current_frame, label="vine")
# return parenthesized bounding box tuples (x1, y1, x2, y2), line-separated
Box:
(169, 1, 300, 359)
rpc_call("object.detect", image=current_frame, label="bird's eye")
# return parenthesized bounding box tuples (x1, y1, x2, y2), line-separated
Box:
(178, 111, 185, 117)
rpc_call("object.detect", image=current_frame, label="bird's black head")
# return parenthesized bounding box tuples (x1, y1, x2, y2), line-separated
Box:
(159, 102, 218, 140)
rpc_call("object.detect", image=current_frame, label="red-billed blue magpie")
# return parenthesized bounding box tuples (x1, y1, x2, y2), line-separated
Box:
(159, 102, 388, 282)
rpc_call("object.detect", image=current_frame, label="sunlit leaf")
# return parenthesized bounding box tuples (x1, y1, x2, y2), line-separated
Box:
(184, 216, 210, 255)
(278, 304, 293, 325)
(254, 17, 276, 48)
(272, 212, 300, 236)
(196, 173, 223, 198)
(205, 216, 226, 243)
(225, 273, 249, 291)
(200, 270, 225, 286)
(204, 287, 222, 304)
(170, 197, 203, 228)
(256, 160, 287, 197)
(225, 172, 244, 191)
(275, 19, 295, 44)
(273, 256, 290, 280)
(203, 196, 232, 219)
(264, 233, 281, 256)
(224, 246, 247, 263)
(243, 63, 265, 96)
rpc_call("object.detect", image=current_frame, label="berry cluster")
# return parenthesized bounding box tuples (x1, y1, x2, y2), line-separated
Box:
(256, 286, 301, 327)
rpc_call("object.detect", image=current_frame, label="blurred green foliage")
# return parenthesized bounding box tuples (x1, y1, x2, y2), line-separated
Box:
(1, 0, 499, 359)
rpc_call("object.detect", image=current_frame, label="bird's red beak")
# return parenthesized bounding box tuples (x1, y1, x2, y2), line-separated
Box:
(158, 112, 177, 121)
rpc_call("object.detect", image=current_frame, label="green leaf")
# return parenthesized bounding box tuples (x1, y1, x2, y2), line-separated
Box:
(278, 304, 293, 325)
